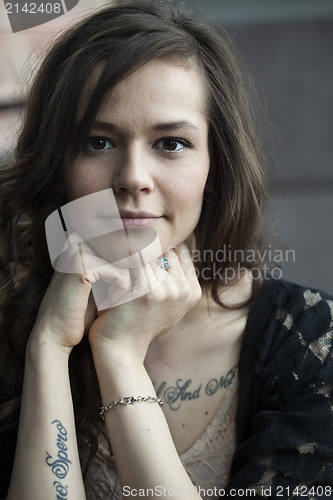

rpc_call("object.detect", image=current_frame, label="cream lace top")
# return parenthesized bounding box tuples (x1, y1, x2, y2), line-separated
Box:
(85, 374, 239, 499)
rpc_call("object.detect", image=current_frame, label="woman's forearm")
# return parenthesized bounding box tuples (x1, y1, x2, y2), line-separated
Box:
(7, 338, 86, 500)
(93, 349, 200, 500)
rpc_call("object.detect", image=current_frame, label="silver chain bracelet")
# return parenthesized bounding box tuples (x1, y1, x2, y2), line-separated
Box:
(99, 396, 163, 418)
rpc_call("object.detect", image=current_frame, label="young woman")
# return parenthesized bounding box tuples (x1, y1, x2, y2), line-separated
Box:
(1, 1, 332, 498)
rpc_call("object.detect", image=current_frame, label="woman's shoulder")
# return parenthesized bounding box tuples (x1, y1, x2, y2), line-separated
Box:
(263, 276, 333, 310)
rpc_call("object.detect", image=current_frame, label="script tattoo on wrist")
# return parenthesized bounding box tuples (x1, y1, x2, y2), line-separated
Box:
(154, 366, 237, 411)
(45, 420, 71, 499)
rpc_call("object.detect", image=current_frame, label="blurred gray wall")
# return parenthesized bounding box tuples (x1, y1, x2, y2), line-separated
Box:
(199, 1, 333, 292)
(233, 19, 333, 292)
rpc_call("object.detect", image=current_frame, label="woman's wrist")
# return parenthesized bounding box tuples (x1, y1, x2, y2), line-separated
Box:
(91, 346, 155, 405)
(89, 333, 149, 367)
(26, 328, 71, 369)
(92, 342, 146, 376)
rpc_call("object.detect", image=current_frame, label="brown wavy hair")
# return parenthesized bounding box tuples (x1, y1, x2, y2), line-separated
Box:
(0, 0, 267, 480)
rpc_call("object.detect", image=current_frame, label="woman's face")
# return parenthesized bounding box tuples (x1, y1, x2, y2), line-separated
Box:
(66, 59, 210, 253)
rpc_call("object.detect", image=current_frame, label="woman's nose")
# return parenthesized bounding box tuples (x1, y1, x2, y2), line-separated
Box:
(112, 146, 154, 195)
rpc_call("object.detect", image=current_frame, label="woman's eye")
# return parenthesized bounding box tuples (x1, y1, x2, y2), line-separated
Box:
(157, 137, 192, 153)
(84, 137, 114, 152)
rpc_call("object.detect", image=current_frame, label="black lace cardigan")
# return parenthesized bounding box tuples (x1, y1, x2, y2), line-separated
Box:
(1, 278, 333, 498)
(225, 277, 333, 499)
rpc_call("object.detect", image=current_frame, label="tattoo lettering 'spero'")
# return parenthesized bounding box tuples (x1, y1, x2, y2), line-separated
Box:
(46, 420, 70, 499)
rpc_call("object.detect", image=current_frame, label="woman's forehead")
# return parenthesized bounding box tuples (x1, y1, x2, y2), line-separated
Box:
(76, 58, 207, 123)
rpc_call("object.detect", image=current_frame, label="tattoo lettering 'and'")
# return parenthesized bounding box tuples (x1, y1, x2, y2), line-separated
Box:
(155, 366, 237, 411)
(45, 420, 71, 499)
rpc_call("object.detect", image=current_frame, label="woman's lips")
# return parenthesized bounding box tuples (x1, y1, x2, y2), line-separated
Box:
(121, 216, 161, 227)
(119, 210, 162, 227)
(97, 211, 162, 228)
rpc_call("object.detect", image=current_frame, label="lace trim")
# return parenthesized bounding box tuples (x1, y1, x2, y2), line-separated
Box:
(181, 373, 238, 498)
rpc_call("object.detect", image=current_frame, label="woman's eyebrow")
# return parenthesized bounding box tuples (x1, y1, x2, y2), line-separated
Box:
(151, 120, 199, 132)
(87, 120, 199, 133)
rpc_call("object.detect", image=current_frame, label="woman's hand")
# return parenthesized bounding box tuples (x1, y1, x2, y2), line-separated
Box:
(27, 233, 102, 355)
(88, 243, 202, 362)
(28, 271, 92, 354)
(29, 230, 138, 354)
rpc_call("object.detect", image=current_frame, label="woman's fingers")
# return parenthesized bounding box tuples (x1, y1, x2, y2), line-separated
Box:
(174, 244, 202, 300)
(60, 236, 201, 332)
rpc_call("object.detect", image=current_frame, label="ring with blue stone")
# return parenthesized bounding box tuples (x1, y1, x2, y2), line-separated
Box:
(154, 256, 170, 272)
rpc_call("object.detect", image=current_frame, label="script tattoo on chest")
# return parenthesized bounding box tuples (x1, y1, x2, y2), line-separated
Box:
(45, 419, 71, 499)
(154, 366, 237, 411)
